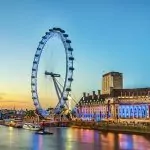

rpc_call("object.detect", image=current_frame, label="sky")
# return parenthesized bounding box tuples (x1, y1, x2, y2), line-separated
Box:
(0, 0, 150, 109)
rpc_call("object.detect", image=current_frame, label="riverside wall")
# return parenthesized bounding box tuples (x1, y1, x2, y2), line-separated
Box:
(70, 120, 150, 135)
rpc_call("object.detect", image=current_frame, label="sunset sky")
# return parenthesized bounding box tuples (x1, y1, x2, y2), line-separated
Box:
(0, 0, 150, 109)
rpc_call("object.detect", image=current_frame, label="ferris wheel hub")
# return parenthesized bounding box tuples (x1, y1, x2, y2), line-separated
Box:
(45, 71, 61, 77)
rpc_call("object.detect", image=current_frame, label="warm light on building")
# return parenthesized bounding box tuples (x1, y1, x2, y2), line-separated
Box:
(76, 71, 150, 121)
(102, 72, 123, 95)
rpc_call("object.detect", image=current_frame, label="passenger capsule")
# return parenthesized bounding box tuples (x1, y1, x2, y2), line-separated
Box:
(45, 32, 50, 35)
(63, 97, 68, 101)
(66, 88, 71, 92)
(37, 48, 41, 51)
(32, 68, 36, 71)
(68, 78, 73, 81)
(39, 41, 44, 44)
(49, 29, 53, 32)
(66, 40, 71, 43)
(56, 27, 62, 31)
(68, 48, 73, 51)
(60, 29, 65, 33)
(35, 54, 39, 57)
(53, 27, 58, 30)
(63, 34, 68, 37)
(69, 67, 74, 71)
(42, 36, 47, 39)
(60, 105, 65, 108)
(69, 57, 74, 61)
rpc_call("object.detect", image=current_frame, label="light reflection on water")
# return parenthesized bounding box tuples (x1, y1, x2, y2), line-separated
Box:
(0, 126, 150, 150)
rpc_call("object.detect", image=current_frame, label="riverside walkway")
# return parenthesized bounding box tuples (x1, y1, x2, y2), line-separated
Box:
(2, 116, 150, 134)
(71, 119, 150, 134)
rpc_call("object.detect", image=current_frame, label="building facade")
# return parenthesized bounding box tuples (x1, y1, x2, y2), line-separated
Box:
(113, 88, 150, 119)
(76, 71, 150, 121)
(102, 72, 123, 95)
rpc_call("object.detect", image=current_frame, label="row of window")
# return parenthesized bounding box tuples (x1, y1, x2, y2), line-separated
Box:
(118, 92, 150, 97)
(79, 105, 108, 108)
(81, 108, 108, 113)
(80, 114, 107, 118)
(79, 101, 105, 105)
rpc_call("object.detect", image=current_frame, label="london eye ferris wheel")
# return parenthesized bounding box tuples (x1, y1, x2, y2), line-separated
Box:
(31, 27, 74, 117)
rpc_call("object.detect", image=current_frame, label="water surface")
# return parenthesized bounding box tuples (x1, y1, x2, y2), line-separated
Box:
(0, 126, 150, 150)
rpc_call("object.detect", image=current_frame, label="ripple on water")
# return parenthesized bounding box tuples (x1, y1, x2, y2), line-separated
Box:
(0, 126, 150, 150)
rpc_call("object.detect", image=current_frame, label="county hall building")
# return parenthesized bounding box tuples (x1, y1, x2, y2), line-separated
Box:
(76, 72, 150, 121)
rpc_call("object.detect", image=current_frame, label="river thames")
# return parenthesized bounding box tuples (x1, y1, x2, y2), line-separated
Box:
(0, 126, 150, 150)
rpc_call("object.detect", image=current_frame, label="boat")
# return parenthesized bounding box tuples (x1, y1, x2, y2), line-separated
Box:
(4, 119, 11, 126)
(35, 130, 53, 135)
(23, 123, 41, 131)
(10, 121, 22, 128)
(3, 119, 22, 128)
(9, 118, 23, 128)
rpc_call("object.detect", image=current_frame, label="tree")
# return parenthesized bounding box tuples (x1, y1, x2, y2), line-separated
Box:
(25, 110, 36, 118)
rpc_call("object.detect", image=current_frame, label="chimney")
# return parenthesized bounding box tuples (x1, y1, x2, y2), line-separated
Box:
(92, 91, 95, 96)
(92, 91, 95, 99)
(83, 92, 86, 97)
(98, 90, 101, 96)
(87, 93, 90, 97)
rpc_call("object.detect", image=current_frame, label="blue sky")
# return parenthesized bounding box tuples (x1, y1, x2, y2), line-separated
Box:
(0, 0, 150, 108)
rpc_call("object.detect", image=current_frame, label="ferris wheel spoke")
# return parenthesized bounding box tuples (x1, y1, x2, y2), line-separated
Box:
(52, 78, 62, 102)
(53, 77, 70, 109)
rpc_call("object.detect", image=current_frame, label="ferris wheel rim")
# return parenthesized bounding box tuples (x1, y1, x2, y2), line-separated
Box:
(31, 27, 74, 117)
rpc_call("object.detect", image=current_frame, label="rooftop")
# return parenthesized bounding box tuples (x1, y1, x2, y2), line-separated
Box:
(103, 71, 122, 77)
(77, 87, 150, 105)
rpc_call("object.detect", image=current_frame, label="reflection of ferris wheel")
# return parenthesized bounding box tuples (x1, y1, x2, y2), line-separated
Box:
(31, 27, 74, 117)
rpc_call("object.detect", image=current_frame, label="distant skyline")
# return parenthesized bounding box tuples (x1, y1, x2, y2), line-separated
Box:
(0, 0, 150, 108)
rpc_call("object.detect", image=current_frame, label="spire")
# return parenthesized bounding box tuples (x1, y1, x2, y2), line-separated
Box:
(14, 105, 15, 111)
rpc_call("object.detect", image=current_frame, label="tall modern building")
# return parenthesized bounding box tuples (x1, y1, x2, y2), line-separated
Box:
(102, 71, 123, 95)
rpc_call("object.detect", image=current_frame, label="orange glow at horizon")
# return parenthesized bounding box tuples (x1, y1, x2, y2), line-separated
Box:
(0, 92, 58, 109)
